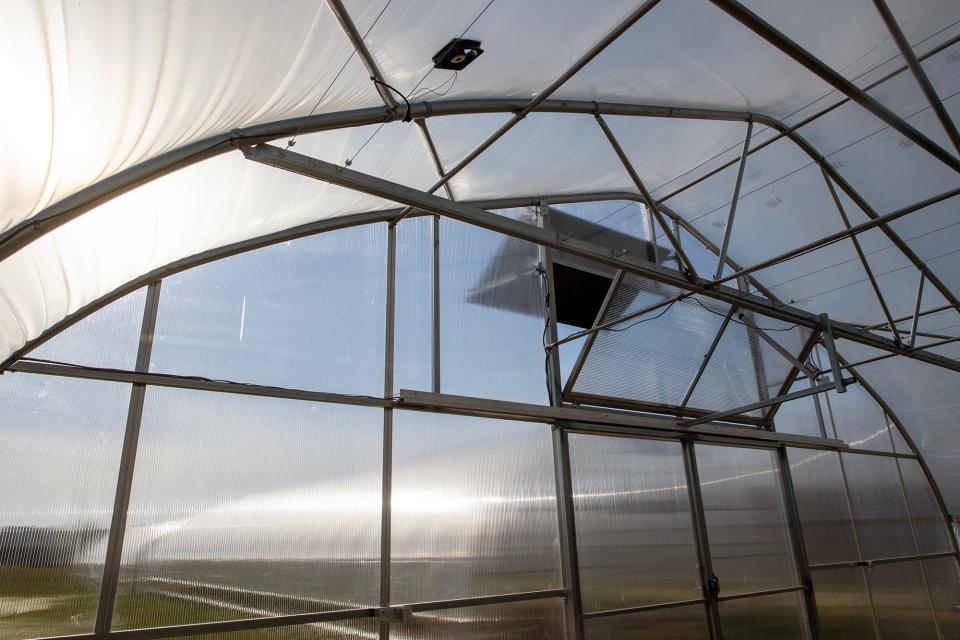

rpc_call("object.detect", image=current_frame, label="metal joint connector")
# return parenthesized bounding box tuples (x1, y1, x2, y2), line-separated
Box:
(376, 605, 413, 623)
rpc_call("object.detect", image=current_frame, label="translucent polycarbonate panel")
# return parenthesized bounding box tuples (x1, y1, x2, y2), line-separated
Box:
(574, 278, 732, 408)
(105, 621, 377, 640)
(439, 216, 548, 404)
(115, 388, 382, 629)
(394, 216, 433, 393)
(676, 226, 733, 280)
(28, 287, 146, 370)
(811, 566, 876, 640)
(787, 449, 859, 565)
(568, 435, 700, 611)
(841, 453, 915, 561)
(898, 459, 953, 555)
(0, 373, 129, 640)
(866, 561, 939, 639)
(432, 112, 635, 203)
(350, 0, 639, 102)
(837, 338, 960, 515)
(774, 380, 824, 439)
(391, 599, 564, 640)
(583, 604, 711, 639)
(390, 412, 560, 603)
(823, 385, 893, 452)
(150, 224, 386, 395)
(718, 591, 809, 639)
(603, 115, 747, 200)
(695, 445, 799, 595)
(550, 200, 649, 243)
(687, 311, 810, 415)
(556, 0, 832, 118)
(923, 556, 960, 639)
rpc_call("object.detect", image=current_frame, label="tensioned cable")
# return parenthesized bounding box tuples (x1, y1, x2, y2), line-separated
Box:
(285, 0, 394, 149)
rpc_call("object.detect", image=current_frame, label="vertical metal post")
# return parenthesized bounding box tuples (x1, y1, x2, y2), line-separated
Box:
(432, 214, 441, 393)
(715, 120, 753, 280)
(740, 277, 770, 406)
(909, 272, 925, 349)
(379, 223, 397, 640)
(891, 454, 943, 639)
(552, 425, 585, 640)
(819, 314, 846, 393)
(682, 441, 722, 640)
(539, 204, 585, 639)
(95, 281, 162, 633)
(777, 446, 822, 639)
(539, 203, 564, 404)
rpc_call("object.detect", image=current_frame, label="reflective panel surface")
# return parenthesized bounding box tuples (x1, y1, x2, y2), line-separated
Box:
(569, 434, 700, 611)
(865, 561, 939, 639)
(116, 388, 383, 628)
(811, 567, 877, 640)
(718, 591, 809, 639)
(390, 413, 560, 603)
(841, 453, 915, 560)
(392, 599, 564, 639)
(696, 445, 799, 595)
(0, 374, 130, 640)
(787, 449, 859, 564)
(150, 224, 387, 395)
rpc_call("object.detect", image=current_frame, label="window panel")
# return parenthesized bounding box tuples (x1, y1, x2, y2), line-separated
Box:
(439, 215, 548, 404)
(696, 445, 800, 595)
(866, 561, 939, 639)
(115, 388, 382, 628)
(811, 567, 877, 640)
(718, 590, 809, 639)
(392, 599, 564, 639)
(0, 373, 130, 640)
(569, 434, 701, 611)
(787, 449, 859, 565)
(390, 412, 560, 603)
(898, 459, 952, 555)
(922, 556, 960, 639)
(841, 453, 915, 560)
(29, 287, 147, 370)
(583, 604, 711, 639)
(150, 224, 387, 395)
(394, 216, 433, 393)
(824, 386, 893, 453)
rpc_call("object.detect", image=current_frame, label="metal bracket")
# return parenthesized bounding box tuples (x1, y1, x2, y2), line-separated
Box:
(376, 606, 413, 623)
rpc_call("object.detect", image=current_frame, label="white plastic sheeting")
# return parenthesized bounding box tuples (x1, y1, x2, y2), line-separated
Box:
(3, 0, 960, 510)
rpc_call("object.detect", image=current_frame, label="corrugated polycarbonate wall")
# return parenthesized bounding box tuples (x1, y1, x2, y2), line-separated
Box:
(1, 218, 957, 640)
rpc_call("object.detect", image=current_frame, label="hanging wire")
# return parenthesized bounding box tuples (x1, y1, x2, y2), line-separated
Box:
(286, 0, 394, 149)
(341, 0, 496, 165)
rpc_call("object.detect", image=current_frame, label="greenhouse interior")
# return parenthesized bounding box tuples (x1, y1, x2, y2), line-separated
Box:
(3, 0, 960, 638)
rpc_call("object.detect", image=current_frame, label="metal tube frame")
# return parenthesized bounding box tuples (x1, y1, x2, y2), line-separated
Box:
(242, 143, 960, 376)
(871, 0, 960, 155)
(561, 270, 624, 396)
(715, 120, 753, 280)
(680, 306, 736, 409)
(378, 223, 397, 639)
(94, 281, 162, 633)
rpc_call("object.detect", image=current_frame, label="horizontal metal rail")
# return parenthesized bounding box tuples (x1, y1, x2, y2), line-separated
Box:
(243, 143, 960, 375)
(680, 378, 855, 428)
(581, 597, 707, 620)
(27, 589, 565, 640)
(809, 550, 958, 571)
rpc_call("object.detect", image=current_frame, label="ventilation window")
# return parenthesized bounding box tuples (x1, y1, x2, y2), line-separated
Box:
(552, 262, 613, 330)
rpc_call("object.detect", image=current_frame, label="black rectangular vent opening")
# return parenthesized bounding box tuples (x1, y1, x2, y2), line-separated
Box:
(553, 262, 614, 330)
